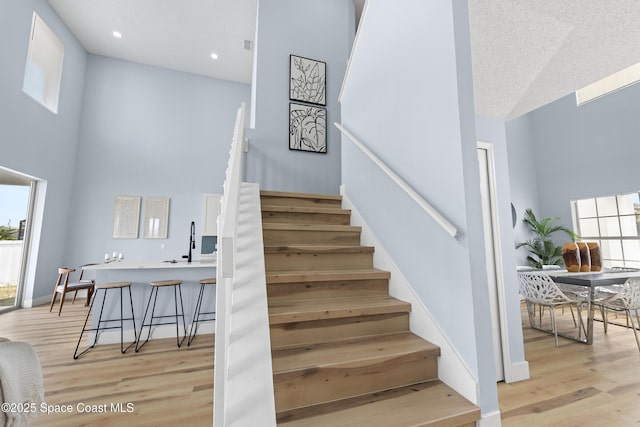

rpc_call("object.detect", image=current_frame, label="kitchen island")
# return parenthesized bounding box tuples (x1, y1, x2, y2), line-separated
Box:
(81, 260, 216, 345)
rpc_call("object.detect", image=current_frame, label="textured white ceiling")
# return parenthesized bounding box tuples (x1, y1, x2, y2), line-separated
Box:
(470, 0, 640, 119)
(46, 0, 640, 120)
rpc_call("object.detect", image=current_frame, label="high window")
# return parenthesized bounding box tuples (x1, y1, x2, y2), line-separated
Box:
(576, 63, 640, 106)
(572, 193, 640, 268)
(23, 12, 64, 114)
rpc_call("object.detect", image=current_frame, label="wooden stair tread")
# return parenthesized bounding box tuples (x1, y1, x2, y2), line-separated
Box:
(269, 295, 410, 324)
(266, 269, 390, 284)
(261, 205, 351, 215)
(272, 332, 439, 373)
(263, 223, 361, 232)
(260, 190, 342, 201)
(264, 245, 374, 254)
(278, 380, 480, 426)
(261, 189, 478, 427)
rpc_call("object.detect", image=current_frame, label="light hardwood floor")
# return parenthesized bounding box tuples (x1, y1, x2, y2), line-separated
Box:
(0, 301, 213, 427)
(499, 302, 640, 426)
(4, 299, 640, 426)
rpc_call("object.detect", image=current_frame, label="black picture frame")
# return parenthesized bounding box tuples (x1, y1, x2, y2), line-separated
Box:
(289, 54, 326, 106)
(289, 102, 327, 154)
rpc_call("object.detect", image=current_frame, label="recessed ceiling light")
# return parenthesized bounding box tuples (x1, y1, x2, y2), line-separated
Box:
(210, 52, 219, 60)
(112, 31, 122, 39)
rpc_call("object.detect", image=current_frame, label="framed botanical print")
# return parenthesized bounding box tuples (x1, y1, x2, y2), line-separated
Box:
(289, 55, 326, 106)
(289, 102, 327, 154)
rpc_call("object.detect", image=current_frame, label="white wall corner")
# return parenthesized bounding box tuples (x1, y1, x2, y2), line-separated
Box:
(507, 360, 530, 383)
(479, 410, 502, 427)
(340, 186, 479, 405)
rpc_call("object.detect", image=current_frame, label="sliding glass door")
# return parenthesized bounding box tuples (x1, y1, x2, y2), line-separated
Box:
(0, 180, 33, 311)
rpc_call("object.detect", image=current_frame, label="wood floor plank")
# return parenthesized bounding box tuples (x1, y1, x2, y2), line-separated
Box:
(0, 302, 213, 427)
(498, 302, 640, 426)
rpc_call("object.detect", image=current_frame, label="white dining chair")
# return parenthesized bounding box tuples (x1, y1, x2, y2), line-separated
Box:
(518, 272, 587, 347)
(594, 266, 640, 326)
(595, 277, 640, 352)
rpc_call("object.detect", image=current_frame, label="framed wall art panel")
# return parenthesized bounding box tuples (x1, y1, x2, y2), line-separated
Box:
(289, 55, 326, 106)
(289, 102, 327, 154)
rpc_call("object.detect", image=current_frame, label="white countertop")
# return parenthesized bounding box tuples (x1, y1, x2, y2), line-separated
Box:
(83, 259, 216, 270)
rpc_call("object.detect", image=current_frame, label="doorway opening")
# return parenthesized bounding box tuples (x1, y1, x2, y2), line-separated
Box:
(0, 169, 35, 312)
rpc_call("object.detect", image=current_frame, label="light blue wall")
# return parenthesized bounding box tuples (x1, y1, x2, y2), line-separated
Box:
(66, 55, 250, 278)
(475, 114, 527, 369)
(515, 86, 640, 235)
(246, 0, 354, 194)
(340, 0, 498, 415)
(0, 0, 87, 301)
(505, 114, 542, 265)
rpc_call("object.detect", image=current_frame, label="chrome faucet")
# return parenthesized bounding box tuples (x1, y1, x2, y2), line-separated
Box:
(183, 221, 196, 263)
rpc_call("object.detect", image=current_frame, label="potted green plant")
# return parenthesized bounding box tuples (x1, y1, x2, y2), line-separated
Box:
(516, 208, 579, 268)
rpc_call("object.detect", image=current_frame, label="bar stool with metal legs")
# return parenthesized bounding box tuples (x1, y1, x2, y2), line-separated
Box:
(73, 281, 137, 359)
(135, 280, 186, 352)
(188, 278, 217, 346)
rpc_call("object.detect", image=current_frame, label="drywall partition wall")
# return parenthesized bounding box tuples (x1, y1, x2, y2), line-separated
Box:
(66, 55, 251, 280)
(520, 85, 640, 233)
(246, 0, 354, 194)
(504, 114, 542, 266)
(475, 115, 529, 381)
(340, 0, 499, 417)
(0, 0, 87, 303)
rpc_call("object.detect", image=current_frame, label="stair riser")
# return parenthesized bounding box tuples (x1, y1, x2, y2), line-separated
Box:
(261, 196, 342, 208)
(263, 229, 361, 246)
(268, 278, 389, 301)
(274, 351, 438, 413)
(270, 313, 409, 349)
(265, 252, 373, 271)
(262, 211, 351, 226)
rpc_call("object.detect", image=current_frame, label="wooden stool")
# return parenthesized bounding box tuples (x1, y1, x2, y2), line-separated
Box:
(73, 282, 136, 359)
(187, 278, 217, 346)
(136, 280, 186, 351)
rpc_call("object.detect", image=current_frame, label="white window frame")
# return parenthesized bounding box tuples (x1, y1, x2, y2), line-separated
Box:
(576, 63, 640, 106)
(23, 12, 64, 114)
(572, 192, 640, 268)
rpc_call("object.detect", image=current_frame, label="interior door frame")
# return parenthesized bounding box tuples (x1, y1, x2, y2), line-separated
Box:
(477, 141, 513, 382)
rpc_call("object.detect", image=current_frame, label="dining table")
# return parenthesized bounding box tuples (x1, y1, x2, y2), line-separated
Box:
(540, 269, 640, 344)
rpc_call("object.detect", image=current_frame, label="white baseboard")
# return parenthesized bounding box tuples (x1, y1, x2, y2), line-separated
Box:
(23, 292, 90, 308)
(479, 410, 501, 427)
(508, 360, 530, 383)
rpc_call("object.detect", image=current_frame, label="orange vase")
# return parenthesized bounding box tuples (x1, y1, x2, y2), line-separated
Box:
(562, 242, 581, 272)
(577, 242, 591, 272)
(588, 242, 602, 272)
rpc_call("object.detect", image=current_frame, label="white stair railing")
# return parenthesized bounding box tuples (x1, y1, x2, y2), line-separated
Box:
(335, 122, 458, 239)
(214, 103, 276, 427)
(214, 103, 246, 426)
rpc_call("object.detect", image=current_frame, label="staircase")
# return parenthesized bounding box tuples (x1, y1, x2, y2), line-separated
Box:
(261, 190, 480, 426)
